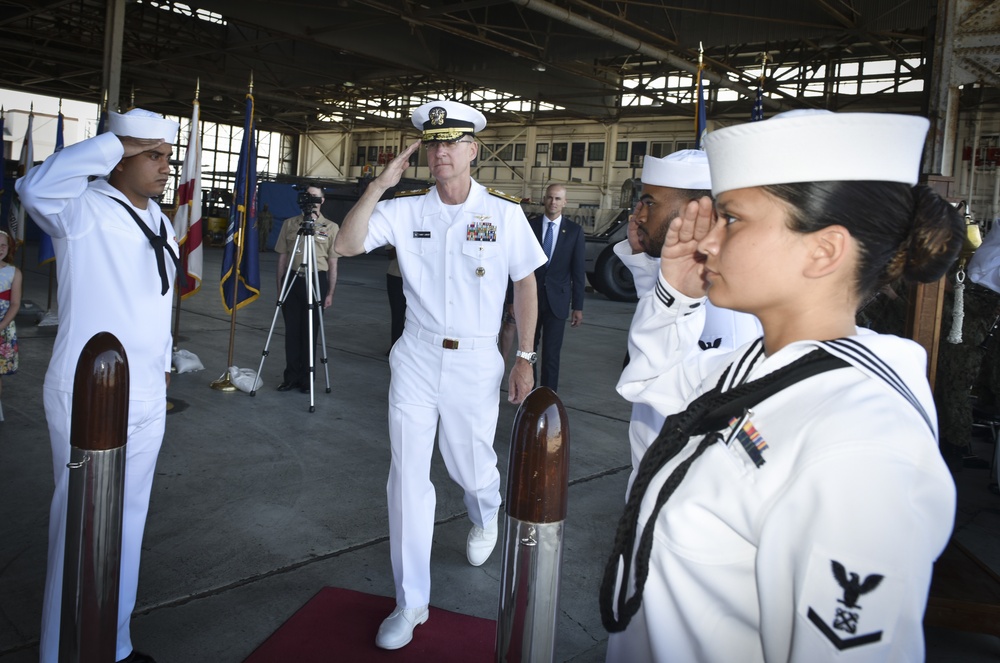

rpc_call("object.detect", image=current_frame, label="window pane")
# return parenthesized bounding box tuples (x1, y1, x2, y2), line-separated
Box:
(630, 141, 647, 167)
(650, 141, 671, 158)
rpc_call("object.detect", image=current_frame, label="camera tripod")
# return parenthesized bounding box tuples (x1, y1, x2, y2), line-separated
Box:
(251, 213, 331, 412)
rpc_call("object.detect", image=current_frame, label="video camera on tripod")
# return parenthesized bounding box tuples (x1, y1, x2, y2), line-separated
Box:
(296, 187, 323, 223)
(251, 184, 332, 411)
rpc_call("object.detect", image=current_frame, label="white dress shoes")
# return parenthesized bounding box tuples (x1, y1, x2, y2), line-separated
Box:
(375, 605, 429, 650)
(466, 513, 499, 566)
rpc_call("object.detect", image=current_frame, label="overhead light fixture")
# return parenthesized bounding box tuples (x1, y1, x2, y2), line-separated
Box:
(344, 81, 355, 87)
(212, 95, 223, 102)
(533, 63, 546, 72)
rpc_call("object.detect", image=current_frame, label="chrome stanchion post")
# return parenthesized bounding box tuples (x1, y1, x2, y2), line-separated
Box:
(60, 332, 129, 663)
(496, 386, 570, 663)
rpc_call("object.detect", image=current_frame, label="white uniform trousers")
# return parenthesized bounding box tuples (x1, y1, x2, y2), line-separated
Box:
(40, 387, 166, 663)
(387, 330, 505, 608)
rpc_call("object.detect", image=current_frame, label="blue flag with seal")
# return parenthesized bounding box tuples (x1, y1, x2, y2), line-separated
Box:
(37, 110, 62, 265)
(220, 92, 260, 314)
(751, 82, 764, 122)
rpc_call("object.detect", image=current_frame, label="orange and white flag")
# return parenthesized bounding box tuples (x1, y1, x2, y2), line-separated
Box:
(173, 99, 203, 299)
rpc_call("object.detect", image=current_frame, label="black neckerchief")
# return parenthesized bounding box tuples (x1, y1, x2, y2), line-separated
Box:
(600, 348, 850, 633)
(106, 195, 180, 296)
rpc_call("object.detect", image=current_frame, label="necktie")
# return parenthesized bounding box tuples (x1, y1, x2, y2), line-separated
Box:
(542, 220, 554, 262)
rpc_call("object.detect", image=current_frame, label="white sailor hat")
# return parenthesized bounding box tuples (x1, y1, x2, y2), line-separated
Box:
(412, 100, 486, 142)
(703, 109, 929, 196)
(641, 150, 711, 190)
(107, 108, 179, 144)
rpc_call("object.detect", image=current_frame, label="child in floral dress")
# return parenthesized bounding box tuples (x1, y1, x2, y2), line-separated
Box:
(0, 230, 21, 421)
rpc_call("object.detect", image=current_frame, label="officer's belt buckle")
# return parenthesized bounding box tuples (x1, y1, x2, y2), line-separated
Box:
(442, 338, 460, 350)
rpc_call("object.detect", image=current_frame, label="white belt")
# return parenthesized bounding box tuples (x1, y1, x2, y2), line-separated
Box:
(408, 327, 498, 350)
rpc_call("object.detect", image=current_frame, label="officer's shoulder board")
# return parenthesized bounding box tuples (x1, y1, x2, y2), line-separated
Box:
(393, 188, 430, 199)
(487, 187, 522, 204)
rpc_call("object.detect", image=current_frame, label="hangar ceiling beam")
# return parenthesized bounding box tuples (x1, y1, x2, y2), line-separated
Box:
(566, 0, 804, 106)
(512, 0, 784, 110)
(810, 0, 922, 74)
(101, 0, 125, 112)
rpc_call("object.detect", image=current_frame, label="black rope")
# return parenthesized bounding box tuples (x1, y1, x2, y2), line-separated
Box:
(600, 348, 849, 632)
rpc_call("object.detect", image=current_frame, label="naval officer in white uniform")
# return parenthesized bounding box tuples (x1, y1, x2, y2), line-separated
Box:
(335, 100, 546, 650)
(17, 109, 179, 663)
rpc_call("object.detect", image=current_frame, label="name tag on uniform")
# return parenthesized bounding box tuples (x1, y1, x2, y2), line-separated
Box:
(467, 220, 497, 242)
(413, 231, 432, 239)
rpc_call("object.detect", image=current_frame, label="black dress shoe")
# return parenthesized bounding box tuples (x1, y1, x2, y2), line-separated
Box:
(117, 651, 156, 663)
(276, 381, 296, 391)
(299, 383, 311, 393)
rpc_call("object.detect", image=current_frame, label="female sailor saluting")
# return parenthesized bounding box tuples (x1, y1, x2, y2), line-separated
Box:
(603, 110, 963, 663)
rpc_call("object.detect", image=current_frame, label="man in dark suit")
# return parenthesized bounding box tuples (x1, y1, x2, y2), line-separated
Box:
(529, 183, 586, 391)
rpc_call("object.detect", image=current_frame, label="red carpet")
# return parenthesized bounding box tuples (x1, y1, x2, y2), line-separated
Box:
(243, 587, 496, 662)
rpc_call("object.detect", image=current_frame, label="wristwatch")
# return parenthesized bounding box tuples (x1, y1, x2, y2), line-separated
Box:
(515, 350, 538, 365)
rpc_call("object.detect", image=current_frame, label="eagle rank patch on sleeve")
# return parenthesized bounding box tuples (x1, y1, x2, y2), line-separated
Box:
(797, 546, 901, 653)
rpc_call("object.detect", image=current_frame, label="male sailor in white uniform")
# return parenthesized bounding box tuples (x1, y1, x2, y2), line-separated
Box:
(17, 108, 179, 663)
(614, 150, 762, 494)
(335, 100, 546, 650)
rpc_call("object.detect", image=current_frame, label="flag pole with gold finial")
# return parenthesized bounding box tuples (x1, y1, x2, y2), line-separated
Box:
(694, 42, 706, 149)
(212, 71, 259, 392)
(173, 78, 200, 350)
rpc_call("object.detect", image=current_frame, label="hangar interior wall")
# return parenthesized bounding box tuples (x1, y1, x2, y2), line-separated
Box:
(298, 110, 1000, 229)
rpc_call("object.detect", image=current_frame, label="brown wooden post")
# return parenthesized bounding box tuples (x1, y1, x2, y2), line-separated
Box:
(496, 386, 570, 662)
(61, 332, 129, 663)
(907, 175, 955, 389)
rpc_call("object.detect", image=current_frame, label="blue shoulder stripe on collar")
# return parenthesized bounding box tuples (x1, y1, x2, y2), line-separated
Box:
(821, 338, 934, 435)
(726, 338, 765, 390)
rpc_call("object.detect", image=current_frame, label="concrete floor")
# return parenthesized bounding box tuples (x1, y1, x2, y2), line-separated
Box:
(1, 245, 998, 662)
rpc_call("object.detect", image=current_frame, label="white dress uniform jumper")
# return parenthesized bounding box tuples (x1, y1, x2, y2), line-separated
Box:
(17, 129, 177, 663)
(614, 239, 762, 495)
(606, 273, 955, 662)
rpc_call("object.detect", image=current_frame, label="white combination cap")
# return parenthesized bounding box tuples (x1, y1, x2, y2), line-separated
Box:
(703, 110, 930, 196)
(107, 108, 179, 144)
(412, 100, 486, 142)
(641, 150, 711, 190)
